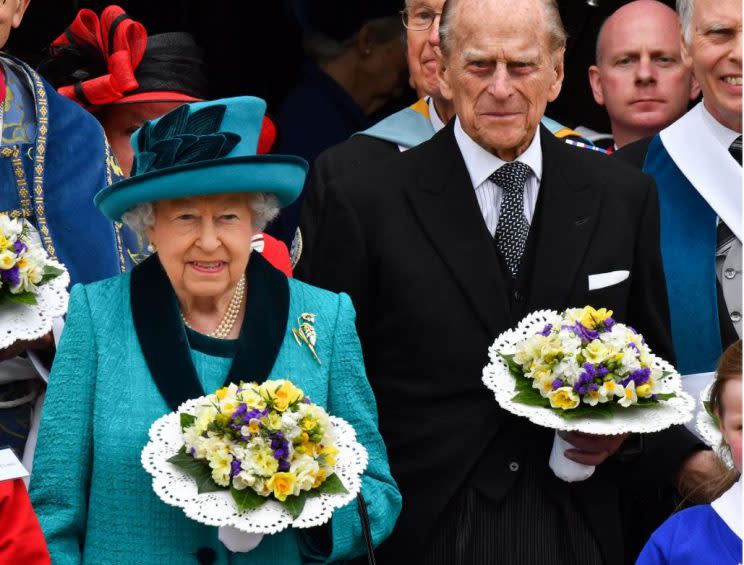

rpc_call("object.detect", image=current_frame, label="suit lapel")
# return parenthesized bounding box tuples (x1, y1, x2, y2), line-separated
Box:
(526, 127, 602, 312)
(131, 253, 289, 411)
(404, 124, 511, 336)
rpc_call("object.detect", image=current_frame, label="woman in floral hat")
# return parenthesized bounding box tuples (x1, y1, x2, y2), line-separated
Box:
(29, 96, 400, 564)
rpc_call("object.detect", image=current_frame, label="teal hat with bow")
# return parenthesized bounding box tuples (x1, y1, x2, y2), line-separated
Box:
(94, 96, 308, 221)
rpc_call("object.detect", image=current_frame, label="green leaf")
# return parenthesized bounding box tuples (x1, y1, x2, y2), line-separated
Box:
(180, 412, 196, 431)
(231, 486, 267, 513)
(6, 291, 37, 305)
(282, 491, 308, 519)
(316, 473, 348, 495)
(40, 264, 64, 283)
(514, 376, 535, 394)
(500, 353, 524, 380)
(702, 400, 720, 427)
(167, 450, 222, 493)
(557, 404, 613, 420)
(654, 392, 676, 401)
(511, 390, 551, 407)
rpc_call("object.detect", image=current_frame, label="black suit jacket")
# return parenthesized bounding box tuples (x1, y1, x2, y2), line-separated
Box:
(296, 134, 399, 272)
(300, 123, 702, 563)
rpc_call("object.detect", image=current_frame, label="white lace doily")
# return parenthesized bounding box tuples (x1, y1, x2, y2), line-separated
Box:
(141, 398, 369, 535)
(482, 310, 695, 434)
(0, 260, 69, 349)
(695, 382, 734, 466)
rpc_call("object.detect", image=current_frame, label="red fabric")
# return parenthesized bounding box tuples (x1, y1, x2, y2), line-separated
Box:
(258, 233, 293, 277)
(0, 479, 51, 564)
(0, 65, 6, 104)
(51, 5, 147, 108)
(257, 116, 277, 155)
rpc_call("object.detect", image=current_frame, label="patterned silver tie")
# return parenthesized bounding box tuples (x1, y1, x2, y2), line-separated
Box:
(490, 161, 532, 278)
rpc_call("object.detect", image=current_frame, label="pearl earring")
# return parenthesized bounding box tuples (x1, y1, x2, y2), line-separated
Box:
(147, 243, 157, 253)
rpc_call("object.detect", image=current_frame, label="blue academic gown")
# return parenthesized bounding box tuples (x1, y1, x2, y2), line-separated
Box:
(0, 54, 136, 284)
(636, 504, 741, 564)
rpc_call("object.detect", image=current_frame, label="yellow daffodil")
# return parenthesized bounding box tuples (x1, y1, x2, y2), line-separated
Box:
(268, 472, 297, 501)
(583, 341, 611, 364)
(547, 387, 580, 410)
(320, 445, 339, 466)
(207, 448, 233, 487)
(312, 469, 327, 489)
(301, 417, 317, 431)
(265, 380, 304, 412)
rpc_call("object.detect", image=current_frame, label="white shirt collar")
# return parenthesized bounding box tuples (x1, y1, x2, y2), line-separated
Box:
(701, 99, 741, 151)
(711, 477, 742, 540)
(453, 117, 542, 189)
(428, 97, 446, 133)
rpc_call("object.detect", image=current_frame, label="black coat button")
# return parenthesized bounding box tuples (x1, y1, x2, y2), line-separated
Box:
(513, 290, 525, 303)
(196, 547, 216, 564)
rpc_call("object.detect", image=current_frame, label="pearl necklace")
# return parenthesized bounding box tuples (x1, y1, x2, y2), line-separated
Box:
(181, 274, 246, 339)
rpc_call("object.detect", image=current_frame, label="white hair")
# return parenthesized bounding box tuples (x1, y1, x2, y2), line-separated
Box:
(677, 0, 694, 44)
(121, 193, 281, 243)
(439, 0, 567, 57)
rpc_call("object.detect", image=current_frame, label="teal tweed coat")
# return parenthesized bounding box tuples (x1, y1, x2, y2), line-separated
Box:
(30, 254, 401, 564)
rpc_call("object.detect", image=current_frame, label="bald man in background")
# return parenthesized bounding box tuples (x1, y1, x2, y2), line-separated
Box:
(588, 0, 699, 150)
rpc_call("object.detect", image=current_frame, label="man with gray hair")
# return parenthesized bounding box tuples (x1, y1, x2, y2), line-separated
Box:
(616, 0, 741, 377)
(304, 0, 707, 562)
(588, 0, 700, 150)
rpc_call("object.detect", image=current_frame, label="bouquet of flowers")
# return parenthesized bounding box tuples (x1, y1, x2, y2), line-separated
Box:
(173, 380, 346, 515)
(482, 307, 694, 481)
(142, 379, 368, 536)
(0, 215, 64, 305)
(0, 215, 69, 349)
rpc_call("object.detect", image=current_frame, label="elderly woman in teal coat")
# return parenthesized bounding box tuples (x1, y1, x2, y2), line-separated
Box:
(29, 97, 401, 564)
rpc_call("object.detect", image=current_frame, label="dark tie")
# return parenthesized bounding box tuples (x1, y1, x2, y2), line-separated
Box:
(730, 136, 742, 166)
(490, 161, 532, 278)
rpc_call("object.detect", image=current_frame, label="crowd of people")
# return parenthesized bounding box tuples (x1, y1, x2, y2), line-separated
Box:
(0, 0, 741, 563)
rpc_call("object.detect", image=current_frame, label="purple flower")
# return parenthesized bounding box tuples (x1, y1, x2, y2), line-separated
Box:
(277, 459, 290, 472)
(629, 367, 651, 386)
(603, 317, 616, 330)
(566, 323, 599, 343)
(230, 459, 242, 478)
(538, 324, 553, 337)
(0, 265, 19, 287)
(189, 447, 196, 456)
(551, 378, 564, 390)
(13, 240, 26, 255)
(574, 363, 600, 393)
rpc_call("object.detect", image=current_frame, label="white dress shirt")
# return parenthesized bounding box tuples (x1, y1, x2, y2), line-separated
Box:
(701, 100, 741, 151)
(453, 117, 542, 236)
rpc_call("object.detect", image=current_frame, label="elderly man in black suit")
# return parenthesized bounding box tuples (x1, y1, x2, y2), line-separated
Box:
(302, 0, 708, 563)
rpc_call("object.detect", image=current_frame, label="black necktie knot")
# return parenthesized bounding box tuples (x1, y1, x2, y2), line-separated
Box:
(489, 161, 531, 193)
(729, 135, 742, 166)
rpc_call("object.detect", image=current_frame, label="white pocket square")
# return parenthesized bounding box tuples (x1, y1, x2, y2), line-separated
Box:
(588, 270, 629, 291)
